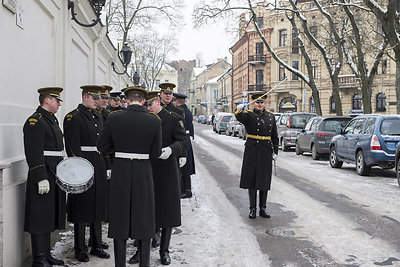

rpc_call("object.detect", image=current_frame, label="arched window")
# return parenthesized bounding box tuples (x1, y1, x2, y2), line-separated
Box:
(330, 96, 336, 113)
(352, 94, 362, 110)
(376, 93, 386, 112)
(309, 97, 315, 113)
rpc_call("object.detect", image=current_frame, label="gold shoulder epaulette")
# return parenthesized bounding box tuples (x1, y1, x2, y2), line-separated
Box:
(29, 113, 42, 126)
(149, 112, 160, 119)
(265, 109, 273, 114)
(110, 109, 123, 115)
(65, 109, 79, 122)
(247, 110, 253, 113)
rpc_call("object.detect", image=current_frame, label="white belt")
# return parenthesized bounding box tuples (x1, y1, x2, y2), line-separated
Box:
(115, 152, 149, 160)
(81, 146, 99, 152)
(43, 150, 66, 157)
(186, 130, 190, 134)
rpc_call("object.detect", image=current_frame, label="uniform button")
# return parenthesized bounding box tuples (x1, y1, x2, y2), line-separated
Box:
(97, 133, 99, 136)
(257, 141, 259, 143)
(98, 151, 100, 154)
(258, 123, 260, 125)
(95, 124, 97, 127)
(130, 158, 133, 160)
(257, 129, 259, 131)
(257, 118, 259, 120)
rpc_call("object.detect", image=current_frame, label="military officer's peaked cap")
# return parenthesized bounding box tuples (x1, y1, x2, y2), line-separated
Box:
(80, 85, 103, 98)
(159, 82, 176, 94)
(122, 86, 147, 97)
(251, 92, 267, 103)
(38, 87, 63, 101)
(173, 92, 187, 99)
(145, 91, 160, 105)
(101, 85, 113, 97)
(110, 91, 122, 98)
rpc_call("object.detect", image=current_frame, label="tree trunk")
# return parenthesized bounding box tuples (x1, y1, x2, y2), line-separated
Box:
(331, 78, 343, 116)
(396, 61, 400, 114)
(359, 76, 372, 114)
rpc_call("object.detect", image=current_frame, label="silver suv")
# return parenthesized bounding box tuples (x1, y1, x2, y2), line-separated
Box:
(277, 112, 317, 151)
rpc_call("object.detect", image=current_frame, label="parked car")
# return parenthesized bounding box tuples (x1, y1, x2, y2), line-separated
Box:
(395, 145, 400, 186)
(274, 113, 282, 122)
(226, 116, 240, 136)
(200, 116, 208, 124)
(295, 116, 352, 160)
(215, 114, 233, 134)
(277, 112, 317, 151)
(238, 123, 247, 140)
(213, 112, 231, 132)
(197, 115, 205, 123)
(329, 114, 400, 176)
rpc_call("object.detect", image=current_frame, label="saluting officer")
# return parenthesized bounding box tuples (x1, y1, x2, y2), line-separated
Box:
(235, 93, 279, 219)
(23, 87, 66, 267)
(129, 91, 187, 265)
(174, 93, 196, 198)
(107, 91, 123, 112)
(63, 85, 110, 262)
(97, 86, 162, 267)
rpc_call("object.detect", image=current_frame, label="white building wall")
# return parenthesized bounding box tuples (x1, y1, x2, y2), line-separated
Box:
(0, 1, 131, 265)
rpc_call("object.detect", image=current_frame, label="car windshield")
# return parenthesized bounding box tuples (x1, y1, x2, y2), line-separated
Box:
(323, 119, 351, 133)
(290, 114, 316, 128)
(380, 118, 400, 136)
(221, 116, 232, 122)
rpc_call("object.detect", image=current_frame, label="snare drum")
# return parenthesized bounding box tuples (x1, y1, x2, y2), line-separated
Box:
(56, 157, 94, 194)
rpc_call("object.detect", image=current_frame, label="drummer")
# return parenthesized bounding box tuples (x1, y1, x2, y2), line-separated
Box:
(63, 85, 110, 262)
(23, 87, 66, 266)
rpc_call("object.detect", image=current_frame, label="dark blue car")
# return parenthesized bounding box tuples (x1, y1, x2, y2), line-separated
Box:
(329, 114, 400, 176)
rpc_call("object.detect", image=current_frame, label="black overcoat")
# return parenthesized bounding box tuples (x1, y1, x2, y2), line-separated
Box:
(63, 104, 108, 223)
(97, 105, 162, 240)
(152, 108, 187, 228)
(235, 108, 279, 190)
(23, 106, 66, 233)
(178, 104, 196, 175)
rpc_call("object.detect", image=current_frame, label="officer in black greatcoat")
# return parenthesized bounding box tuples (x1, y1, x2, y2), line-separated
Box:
(97, 86, 162, 267)
(159, 83, 185, 125)
(129, 91, 187, 265)
(174, 93, 196, 198)
(23, 87, 66, 267)
(235, 93, 279, 219)
(63, 85, 110, 262)
(106, 91, 123, 112)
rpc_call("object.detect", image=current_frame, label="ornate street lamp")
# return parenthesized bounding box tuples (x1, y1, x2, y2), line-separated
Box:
(68, 0, 106, 28)
(111, 43, 133, 75)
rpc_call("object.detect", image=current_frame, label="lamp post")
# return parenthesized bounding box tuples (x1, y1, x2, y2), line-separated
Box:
(68, 0, 105, 27)
(111, 43, 132, 75)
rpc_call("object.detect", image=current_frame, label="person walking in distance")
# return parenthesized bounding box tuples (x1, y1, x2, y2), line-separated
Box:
(235, 93, 279, 219)
(23, 87, 66, 267)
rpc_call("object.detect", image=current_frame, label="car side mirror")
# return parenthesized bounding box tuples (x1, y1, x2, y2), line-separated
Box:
(301, 129, 306, 133)
(340, 128, 345, 134)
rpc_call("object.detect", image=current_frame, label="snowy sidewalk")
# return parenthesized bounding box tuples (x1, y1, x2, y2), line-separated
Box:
(49, 155, 269, 266)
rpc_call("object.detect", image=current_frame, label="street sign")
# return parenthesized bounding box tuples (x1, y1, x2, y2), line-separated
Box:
(214, 105, 219, 109)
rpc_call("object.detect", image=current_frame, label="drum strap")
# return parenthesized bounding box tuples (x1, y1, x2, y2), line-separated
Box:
(115, 152, 150, 160)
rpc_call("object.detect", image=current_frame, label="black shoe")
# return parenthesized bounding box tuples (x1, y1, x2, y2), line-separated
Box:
(133, 239, 138, 247)
(259, 207, 270, 218)
(90, 247, 110, 259)
(152, 231, 161, 248)
(249, 207, 256, 219)
(88, 238, 109, 250)
(46, 254, 64, 265)
(181, 191, 192, 199)
(32, 257, 52, 267)
(75, 251, 89, 262)
(128, 250, 140, 264)
(160, 251, 171, 265)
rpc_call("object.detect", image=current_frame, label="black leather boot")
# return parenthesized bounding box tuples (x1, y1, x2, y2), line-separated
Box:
(89, 222, 110, 259)
(114, 239, 126, 267)
(74, 224, 89, 262)
(160, 228, 172, 265)
(248, 189, 257, 219)
(152, 228, 161, 248)
(31, 233, 52, 267)
(139, 239, 151, 267)
(88, 222, 109, 249)
(259, 191, 270, 218)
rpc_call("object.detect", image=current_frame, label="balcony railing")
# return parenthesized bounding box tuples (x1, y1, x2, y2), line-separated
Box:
(248, 84, 268, 92)
(248, 54, 267, 65)
(338, 75, 359, 89)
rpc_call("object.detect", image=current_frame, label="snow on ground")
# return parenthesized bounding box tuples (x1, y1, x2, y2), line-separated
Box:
(195, 127, 400, 266)
(50, 140, 268, 266)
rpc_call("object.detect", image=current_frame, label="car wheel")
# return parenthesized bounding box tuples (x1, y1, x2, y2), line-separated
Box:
(329, 146, 343, 168)
(311, 144, 320, 160)
(397, 158, 400, 187)
(356, 151, 371, 176)
(295, 142, 303, 155)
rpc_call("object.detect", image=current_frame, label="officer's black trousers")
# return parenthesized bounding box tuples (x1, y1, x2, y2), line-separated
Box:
(182, 174, 192, 193)
(113, 239, 126, 267)
(74, 222, 102, 251)
(248, 189, 268, 208)
(31, 233, 50, 264)
(138, 239, 151, 267)
(160, 227, 172, 253)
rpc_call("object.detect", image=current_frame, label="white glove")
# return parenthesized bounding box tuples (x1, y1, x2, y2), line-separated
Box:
(106, 169, 111, 180)
(272, 153, 277, 161)
(38, 179, 50, 194)
(179, 157, 187, 167)
(237, 104, 245, 110)
(159, 147, 172, 160)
